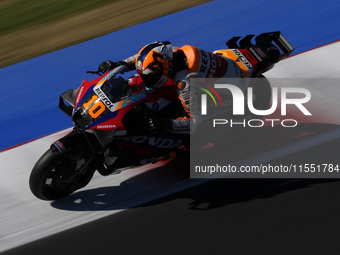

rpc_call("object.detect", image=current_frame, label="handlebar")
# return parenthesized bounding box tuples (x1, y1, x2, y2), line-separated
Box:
(86, 70, 102, 76)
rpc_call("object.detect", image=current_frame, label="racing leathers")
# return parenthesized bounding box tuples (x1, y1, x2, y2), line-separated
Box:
(99, 45, 247, 134)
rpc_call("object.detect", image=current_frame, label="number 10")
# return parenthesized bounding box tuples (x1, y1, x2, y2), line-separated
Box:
(83, 95, 105, 118)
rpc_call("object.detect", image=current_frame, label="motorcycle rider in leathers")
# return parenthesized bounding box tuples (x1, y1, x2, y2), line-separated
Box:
(98, 41, 251, 134)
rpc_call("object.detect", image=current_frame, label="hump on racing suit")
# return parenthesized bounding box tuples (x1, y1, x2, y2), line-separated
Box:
(174, 45, 242, 80)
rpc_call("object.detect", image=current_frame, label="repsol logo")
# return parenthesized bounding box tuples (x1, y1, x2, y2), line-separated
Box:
(200, 50, 219, 78)
(200, 49, 209, 73)
(232, 49, 253, 70)
(94, 87, 115, 111)
(129, 136, 183, 149)
(208, 55, 218, 78)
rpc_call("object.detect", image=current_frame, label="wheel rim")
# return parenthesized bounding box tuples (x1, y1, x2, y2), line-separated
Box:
(45, 157, 92, 193)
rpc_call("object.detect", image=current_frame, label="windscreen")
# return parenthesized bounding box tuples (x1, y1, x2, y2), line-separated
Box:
(100, 76, 128, 103)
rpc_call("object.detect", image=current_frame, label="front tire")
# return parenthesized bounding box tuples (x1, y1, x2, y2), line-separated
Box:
(29, 149, 95, 200)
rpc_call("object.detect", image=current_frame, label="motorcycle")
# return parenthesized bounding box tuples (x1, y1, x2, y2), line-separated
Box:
(29, 31, 294, 200)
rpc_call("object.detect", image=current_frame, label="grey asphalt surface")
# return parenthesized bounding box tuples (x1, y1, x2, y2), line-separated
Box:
(3, 136, 340, 255)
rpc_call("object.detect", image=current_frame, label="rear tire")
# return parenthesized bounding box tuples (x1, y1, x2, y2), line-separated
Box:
(29, 149, 95, 200)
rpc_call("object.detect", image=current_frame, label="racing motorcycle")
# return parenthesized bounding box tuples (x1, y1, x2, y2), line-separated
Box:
(29, 31, 294, 200)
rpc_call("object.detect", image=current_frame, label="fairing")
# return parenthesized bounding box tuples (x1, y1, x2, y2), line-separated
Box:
(72, 66, 147, 132)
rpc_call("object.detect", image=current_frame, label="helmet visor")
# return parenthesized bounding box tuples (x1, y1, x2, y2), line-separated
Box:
(141, 69, 164, 88)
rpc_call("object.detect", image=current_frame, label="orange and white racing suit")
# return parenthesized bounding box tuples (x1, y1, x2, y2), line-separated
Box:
(122, 45, 248, 134)
(169, 45, 247, 134)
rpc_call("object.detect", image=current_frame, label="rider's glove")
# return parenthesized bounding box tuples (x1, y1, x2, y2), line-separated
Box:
(98, 60, 126, 74)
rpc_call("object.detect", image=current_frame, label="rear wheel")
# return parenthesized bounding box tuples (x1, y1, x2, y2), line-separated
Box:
(29, 149, 95, 200)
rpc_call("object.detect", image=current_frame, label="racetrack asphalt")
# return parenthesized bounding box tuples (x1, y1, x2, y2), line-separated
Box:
(3, 138, 340, 255)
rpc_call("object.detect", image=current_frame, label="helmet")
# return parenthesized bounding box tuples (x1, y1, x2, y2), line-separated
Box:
(135, 41, 173, 88)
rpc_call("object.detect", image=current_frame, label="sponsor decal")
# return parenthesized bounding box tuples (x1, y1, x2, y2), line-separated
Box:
(249, 48, 263, 61)
(53, 141, 66, 153)
(136, 60, 143, 71)
(180, 91, 192, 106)
(94, 87, 116, 111)
(232, 49, 253, 70)
(199, 49, 218, 77)
(96, 124, 117, 129)
(199, 49, 228, 78)
(76, 86, 84, 104)
(255, 47, 266, 58)
(200, 49, 209, 73)
(129, 136, 183, 149)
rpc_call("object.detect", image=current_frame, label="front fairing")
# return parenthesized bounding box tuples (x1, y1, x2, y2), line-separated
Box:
(72, 66, 147, 134)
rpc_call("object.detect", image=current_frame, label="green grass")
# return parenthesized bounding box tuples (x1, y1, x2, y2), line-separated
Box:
(0, 0, 121, 35)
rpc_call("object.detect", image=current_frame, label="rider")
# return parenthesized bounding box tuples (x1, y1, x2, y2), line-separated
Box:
(98, 41, 247, 134)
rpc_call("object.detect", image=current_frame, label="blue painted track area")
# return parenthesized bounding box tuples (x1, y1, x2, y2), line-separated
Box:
(1, 0, 340, 151)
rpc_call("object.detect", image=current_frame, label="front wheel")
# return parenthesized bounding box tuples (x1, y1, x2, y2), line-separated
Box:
(29, 149, 95, 200)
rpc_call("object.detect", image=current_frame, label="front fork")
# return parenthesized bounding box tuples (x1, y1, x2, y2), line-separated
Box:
(50, 130, 91, 156)
(50, 130, 103, 174)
